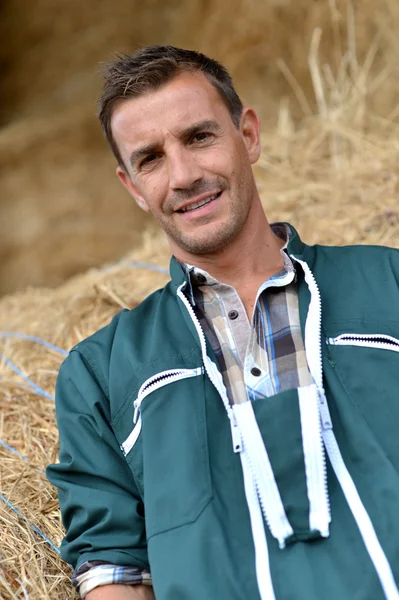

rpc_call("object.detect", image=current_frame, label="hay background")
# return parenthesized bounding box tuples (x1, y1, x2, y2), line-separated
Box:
(1, 0, 399, 295)
(1, 0, 399, 598)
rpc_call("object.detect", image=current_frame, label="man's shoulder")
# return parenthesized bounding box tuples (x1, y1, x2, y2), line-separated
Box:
(305, 242, 399, 323)
(69, 281, 175, 363)
(307, 241, 399, 276)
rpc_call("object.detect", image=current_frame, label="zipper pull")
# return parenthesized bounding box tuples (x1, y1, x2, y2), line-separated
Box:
(318, 388, 333, 430)
(133, 399, 141, 424)
(230, 414, 242, 453)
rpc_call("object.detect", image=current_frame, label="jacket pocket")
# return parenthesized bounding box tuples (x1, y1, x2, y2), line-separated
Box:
(125, 368, 212, 540)
(325, 328, 399, 464)
(121, 368, 203, 456)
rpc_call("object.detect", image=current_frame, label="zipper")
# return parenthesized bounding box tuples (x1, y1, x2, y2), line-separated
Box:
(290, 255, 331, 532)
(327, 333, 399, 353)
(133, 368, 203, 423)
(298, 384, 331, 537)
(234, 401, 294, 548)
(121, 367, 202, 456)
(177, 284, 242, 453)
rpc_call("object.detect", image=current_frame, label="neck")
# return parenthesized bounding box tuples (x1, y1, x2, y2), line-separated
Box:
(174, 209, 286, 288)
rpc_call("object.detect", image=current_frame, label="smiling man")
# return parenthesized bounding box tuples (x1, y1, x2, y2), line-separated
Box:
(47, 46, 399, 600)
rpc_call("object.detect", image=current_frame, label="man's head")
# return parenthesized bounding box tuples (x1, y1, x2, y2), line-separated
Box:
(99, 46, 263, 262)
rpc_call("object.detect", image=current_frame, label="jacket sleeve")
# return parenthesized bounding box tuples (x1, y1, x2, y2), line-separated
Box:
(46, 349, 149, 571)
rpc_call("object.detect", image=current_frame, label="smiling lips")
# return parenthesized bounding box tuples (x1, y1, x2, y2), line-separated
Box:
(177, 191, 222, 213)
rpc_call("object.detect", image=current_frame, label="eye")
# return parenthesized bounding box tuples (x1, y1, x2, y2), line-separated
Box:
(191, 131, 213, 143)
(139, 153, 160, 169)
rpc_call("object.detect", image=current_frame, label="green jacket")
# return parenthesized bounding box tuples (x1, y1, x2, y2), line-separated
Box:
(47, 226, 399, 600)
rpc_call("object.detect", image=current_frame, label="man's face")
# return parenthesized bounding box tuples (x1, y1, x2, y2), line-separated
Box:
(112, 71, 261, 259)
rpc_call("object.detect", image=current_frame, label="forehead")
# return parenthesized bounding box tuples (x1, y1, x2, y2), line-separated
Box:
(111, 71, 230, 149)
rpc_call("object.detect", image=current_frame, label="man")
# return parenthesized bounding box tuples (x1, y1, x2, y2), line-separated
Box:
(47, 46, 399, 600)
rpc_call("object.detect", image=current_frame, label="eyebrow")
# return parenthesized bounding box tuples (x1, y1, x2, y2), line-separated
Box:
(129, 119, 222, 168)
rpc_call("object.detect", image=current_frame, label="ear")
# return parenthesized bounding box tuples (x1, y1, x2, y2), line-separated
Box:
(239, 107, 261, 164)
(116, 166, 150, 212)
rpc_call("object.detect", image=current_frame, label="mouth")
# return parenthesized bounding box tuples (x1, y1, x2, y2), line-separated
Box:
(176, 191, 222, 213)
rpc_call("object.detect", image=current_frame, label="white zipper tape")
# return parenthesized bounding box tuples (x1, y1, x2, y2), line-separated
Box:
(234, 401, 293, 548)
(121, 415, 142, 456)
(327, 334, 399, 353)
(133, 367, 203, 424)
(240, 448, 277, 600)
(298, 384, 330, 537)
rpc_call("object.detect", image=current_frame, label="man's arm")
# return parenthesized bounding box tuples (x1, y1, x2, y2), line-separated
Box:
(46, 349, 151, 593)
(87, 584, 155, 599)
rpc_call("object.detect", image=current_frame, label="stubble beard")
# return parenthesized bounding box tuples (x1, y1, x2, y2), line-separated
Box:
(156, 187, 252, 256)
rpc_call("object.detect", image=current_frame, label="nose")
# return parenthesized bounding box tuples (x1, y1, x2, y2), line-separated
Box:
(168, 145, 204, 191)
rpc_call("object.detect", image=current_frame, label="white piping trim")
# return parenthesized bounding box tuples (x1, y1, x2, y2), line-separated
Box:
(298, 384, 330, 536)
(323, 428, 399, 600)
(240, 446, 276, 600)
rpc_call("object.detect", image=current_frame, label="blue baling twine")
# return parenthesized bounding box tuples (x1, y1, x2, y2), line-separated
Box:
(0, 439, 29, 462)
(0, 332, 68, 356)
(0, 331, 68, 400)
(0, 493, 60, 555)
(0, 353, 55, 401)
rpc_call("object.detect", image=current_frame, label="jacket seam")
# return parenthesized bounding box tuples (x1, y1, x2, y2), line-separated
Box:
(147, 495, 213, 541)
(73, 347, 110, 398)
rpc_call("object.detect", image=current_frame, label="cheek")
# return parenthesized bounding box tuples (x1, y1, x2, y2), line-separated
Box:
(137, 173, 168, 206)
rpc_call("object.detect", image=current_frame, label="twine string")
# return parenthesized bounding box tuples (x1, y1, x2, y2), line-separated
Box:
(0, 493, 60, 555)
(0, 439, 29, 462)
(0, 353, 55, 400)
(0, 332, 68, 356)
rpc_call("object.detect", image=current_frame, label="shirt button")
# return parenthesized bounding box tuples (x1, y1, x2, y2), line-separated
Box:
(251, 367, 261, 377)
(228, 310, 239, 320)
(196, 274, 207, 283)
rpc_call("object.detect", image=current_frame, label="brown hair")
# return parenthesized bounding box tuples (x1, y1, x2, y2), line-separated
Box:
(98, 45, 243, 168)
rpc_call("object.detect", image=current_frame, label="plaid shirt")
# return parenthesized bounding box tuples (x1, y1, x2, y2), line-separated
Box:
(73, 224, 312, 597)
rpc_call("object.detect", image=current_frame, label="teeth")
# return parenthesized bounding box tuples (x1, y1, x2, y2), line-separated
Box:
(181, 194, 217, 212)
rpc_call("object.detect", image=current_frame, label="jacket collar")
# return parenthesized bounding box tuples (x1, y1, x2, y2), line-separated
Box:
(285, 223, 306, 258)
